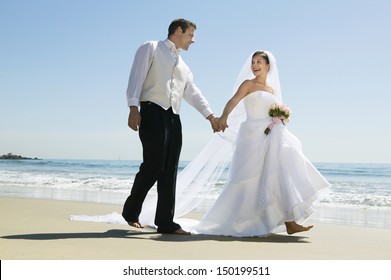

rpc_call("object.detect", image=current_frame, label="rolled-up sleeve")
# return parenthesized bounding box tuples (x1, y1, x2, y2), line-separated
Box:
(126, 42, 154, 107)
(183, 71, 214, 118)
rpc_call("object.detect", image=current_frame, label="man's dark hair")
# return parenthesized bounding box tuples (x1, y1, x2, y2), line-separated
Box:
(168, 18, 197, 36)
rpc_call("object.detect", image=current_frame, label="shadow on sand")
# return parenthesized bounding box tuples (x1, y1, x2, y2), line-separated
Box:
(1, 229, 310, 243)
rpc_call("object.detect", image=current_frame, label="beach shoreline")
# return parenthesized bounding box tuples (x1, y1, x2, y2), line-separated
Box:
(1, 184, 391, 230)
(1, 196, 390, 260)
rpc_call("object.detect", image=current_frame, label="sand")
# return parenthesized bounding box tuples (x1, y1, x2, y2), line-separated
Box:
(0, 196, 390, 260)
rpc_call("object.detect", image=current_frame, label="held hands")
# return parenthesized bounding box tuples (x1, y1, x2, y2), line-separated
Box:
(215, 117, 228, 132)
(208, 115, 228, 133)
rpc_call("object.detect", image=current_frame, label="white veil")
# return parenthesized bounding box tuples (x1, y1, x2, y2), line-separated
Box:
(70, 50, 282, 226)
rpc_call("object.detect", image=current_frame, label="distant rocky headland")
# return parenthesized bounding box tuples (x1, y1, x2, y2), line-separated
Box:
(0, 153, 41, 160)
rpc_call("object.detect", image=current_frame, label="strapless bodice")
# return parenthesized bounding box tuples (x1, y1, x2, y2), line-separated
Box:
(244, 91, 276, 120)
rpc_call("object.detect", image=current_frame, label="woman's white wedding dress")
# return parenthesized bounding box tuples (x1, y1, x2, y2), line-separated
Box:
(190, 90, 329, 237)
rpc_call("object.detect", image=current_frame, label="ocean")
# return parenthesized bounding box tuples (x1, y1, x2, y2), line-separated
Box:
(1, 159, 390, 229)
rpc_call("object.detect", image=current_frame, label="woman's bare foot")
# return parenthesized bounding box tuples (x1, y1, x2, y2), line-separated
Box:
(128, 221, 144, 228)
(285, 221, 313, 235)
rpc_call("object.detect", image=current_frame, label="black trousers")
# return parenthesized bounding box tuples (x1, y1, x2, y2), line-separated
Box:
(122, 102, 182, 233)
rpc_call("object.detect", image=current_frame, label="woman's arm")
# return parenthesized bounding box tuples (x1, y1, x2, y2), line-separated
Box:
(218, 81, 250, 131)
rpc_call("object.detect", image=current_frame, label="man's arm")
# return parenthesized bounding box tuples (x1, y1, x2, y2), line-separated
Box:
(125, 41, 155, 131)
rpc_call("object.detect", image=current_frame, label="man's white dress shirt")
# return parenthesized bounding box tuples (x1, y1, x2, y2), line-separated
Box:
(126, 39, 213, 118)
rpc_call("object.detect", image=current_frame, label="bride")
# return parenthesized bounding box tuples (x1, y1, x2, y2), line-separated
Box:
(71, 50, 329, 237)
(190, 50, 330, 237)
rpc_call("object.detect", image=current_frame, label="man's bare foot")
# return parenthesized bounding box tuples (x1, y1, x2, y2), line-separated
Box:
(285, 221, 313, 235)
(128, 221, 144, 228)
(157, 227, 191, 235)
(172, 228, 191, 235)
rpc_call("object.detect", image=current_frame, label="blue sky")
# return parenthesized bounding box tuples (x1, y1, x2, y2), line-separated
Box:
(1, 0, 390, 163)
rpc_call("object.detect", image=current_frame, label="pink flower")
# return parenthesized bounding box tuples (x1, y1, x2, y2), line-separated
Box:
(264, 103, 291, 134)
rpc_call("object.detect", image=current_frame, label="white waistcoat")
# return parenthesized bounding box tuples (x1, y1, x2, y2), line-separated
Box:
(140, 41, 189, 114)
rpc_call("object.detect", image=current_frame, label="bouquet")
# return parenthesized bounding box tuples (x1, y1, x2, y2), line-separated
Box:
(264, 103, 291, 135)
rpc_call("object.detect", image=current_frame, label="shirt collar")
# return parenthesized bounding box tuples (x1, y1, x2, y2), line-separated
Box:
(165, 39, 180, 55)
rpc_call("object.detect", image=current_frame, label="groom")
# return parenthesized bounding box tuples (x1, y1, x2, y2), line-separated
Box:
(122, 18, 218, 235)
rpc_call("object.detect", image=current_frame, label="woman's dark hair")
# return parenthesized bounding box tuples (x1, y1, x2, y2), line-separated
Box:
(252, 51, 269, 64)
(168, 18, 197, 36)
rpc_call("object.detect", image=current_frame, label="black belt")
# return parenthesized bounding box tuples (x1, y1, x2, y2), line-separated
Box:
(140, 101, 154, 105)
(140, 101, 174, 114)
